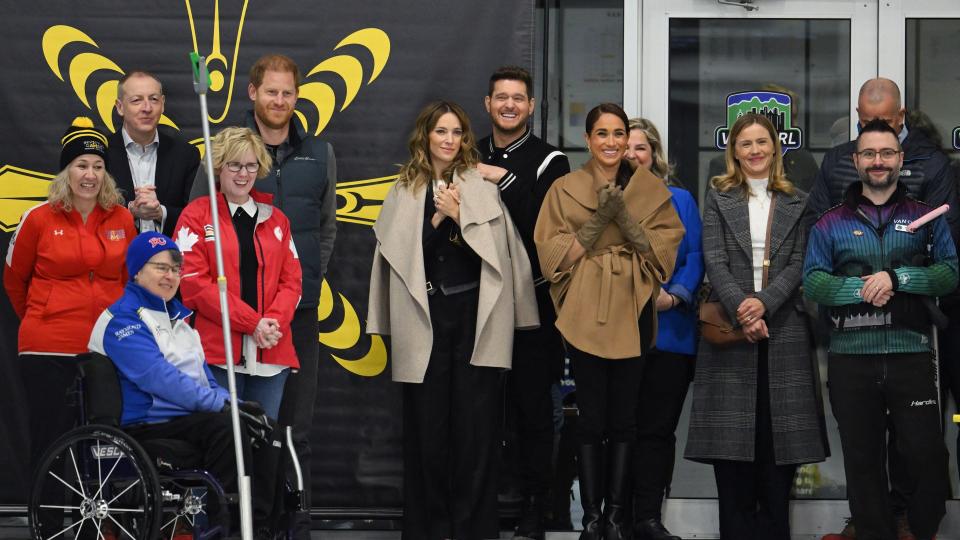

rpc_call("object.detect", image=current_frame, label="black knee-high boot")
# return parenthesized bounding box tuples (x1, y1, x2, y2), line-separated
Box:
(578, 444, 603, 540)
(604, 442, 632, 540)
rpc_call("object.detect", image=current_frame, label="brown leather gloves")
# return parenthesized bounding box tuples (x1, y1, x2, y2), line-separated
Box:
(575, 184, 625, 249)
(575, 184, 649, 252)
(614, 205, 650, 253)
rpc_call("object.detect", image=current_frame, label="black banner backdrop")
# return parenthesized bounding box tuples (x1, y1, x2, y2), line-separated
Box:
(0, 1, 533, 507)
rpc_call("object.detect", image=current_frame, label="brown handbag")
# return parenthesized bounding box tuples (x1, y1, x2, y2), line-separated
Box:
(699, 193, 776, 347)
(699, 295, 746, 346)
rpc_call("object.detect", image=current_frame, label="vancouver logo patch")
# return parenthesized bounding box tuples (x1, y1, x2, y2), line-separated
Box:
(715, 91, 803, 155)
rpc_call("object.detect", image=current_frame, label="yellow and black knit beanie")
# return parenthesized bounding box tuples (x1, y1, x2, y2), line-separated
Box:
(59, 117, 109, 170)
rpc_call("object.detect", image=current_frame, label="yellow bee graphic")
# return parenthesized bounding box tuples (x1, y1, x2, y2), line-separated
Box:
(2, 5, 398, 377)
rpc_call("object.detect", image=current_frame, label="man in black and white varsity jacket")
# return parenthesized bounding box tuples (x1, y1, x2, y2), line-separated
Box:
(476, 65, 570, 540)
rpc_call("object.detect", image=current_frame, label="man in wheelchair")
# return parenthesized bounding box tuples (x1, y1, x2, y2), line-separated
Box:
(88, 231, 287, 538)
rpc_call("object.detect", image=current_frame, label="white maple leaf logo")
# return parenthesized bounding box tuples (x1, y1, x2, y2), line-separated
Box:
(176, 226, 199, 253)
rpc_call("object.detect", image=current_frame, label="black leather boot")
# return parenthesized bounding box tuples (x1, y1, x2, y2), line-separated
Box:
(634, 518, 680, 540)
(578, 444, 603, 540)
(514, 493, 545, 539)
(603, 442, 632, 540)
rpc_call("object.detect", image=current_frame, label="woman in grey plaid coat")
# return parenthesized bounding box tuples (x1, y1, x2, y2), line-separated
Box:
(684, 114, 827, 540)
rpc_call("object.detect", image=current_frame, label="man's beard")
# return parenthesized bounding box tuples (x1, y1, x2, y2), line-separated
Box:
(255, 102, 294, 130)
(859, 165, 900, 191)
(492, 115, 528, 137)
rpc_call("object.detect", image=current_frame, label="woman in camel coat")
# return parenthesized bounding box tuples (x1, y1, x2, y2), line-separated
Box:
(535, 103, 684, 540)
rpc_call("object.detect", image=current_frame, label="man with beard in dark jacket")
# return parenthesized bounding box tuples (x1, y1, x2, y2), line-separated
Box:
(809, 78, 959, 540)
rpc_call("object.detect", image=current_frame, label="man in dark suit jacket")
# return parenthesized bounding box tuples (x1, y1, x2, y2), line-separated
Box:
(108, 70, 200, 237)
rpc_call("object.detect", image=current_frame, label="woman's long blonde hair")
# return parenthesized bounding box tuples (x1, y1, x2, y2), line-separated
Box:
(397, 100, 479, 191)
(711, 113, 794, 196)
(628, 117, 674, 181)
(48, 161, 124, 212)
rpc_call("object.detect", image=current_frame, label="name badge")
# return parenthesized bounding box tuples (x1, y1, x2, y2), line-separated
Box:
(894, 223, 913, 233)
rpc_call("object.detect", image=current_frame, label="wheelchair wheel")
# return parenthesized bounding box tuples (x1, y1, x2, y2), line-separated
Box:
(29, 425, 162, 540)
(158, 480, 212, 540)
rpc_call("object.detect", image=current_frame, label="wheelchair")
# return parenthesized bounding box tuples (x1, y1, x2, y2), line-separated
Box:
(28, 353, 305, 540)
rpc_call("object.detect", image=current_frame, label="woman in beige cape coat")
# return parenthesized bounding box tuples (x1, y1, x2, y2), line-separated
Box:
(367, 101, 538, 540)
(534, 103, 683, 540)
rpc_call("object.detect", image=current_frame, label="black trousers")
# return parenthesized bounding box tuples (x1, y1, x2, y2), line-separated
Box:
(19, 354, 82, 474)
(277, 308, 320, 539)
(127, 411, 284, 526)
(504, 285, 563, 495)
(569, 345, 645, 445)
(402, 290, 501, 540)
(713, 342, 797, 540)
(632, 349, 694, 519)
(938, 305, 960, 485)
(828, 352, 947, 540)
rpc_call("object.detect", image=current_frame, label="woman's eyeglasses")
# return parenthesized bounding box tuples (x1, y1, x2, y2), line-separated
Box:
(225, 161, 260, 174)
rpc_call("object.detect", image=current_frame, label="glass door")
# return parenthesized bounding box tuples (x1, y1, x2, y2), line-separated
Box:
(635, 0, 877, 202)
(880, 0, 960, 160)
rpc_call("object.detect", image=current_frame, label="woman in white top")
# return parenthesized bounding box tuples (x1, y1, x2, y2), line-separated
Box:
(684, 113, 827, 540)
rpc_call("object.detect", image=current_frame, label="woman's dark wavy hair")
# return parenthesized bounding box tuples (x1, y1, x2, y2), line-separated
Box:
(585, 103, 633, 188)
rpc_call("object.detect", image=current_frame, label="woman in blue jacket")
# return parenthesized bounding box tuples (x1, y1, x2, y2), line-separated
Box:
(625, 118, 704, 540)
(89, 231, 282, 537)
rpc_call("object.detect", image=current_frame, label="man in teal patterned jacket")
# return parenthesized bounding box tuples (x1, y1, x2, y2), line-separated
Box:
(804, 119, 958, 540)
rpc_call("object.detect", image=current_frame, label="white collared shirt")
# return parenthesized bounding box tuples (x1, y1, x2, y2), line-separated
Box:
(227, 198, 258, 219)
(122, 127, 165, 232)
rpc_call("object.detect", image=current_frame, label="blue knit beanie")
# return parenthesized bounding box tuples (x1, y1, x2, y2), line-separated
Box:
(126, 231, 180, 279)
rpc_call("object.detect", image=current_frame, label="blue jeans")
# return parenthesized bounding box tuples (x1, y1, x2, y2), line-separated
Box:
(212, 368, 289, 420)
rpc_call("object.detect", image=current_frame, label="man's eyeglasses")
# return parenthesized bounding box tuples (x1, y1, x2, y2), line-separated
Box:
(146, 262, 182, 276)
(225, 161, 260, 174)
(855, 148, 901, 161)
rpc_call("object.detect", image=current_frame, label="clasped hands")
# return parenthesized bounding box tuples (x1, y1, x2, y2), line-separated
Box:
(859, 271, 894, 307)
(432, 183, 461, 227)
(128, 185, 163, 221)
(737, 297, 768, 343)
(575, 184, 650, 259)
(595, 183, 626, 220)
(254, 318, 282, 349)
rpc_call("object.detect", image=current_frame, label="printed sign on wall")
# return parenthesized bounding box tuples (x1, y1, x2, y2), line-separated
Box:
(0, 0, 534, 508)
(715, 91, 803, 155)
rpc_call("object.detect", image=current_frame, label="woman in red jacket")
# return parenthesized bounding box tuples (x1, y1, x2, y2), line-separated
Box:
(4, 117, 136, 468)
(176, 126, 302, 420)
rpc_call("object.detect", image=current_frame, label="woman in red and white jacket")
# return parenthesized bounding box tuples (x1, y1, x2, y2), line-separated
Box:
(175, 126, 302, 419)
(4, 117, 136, 468)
